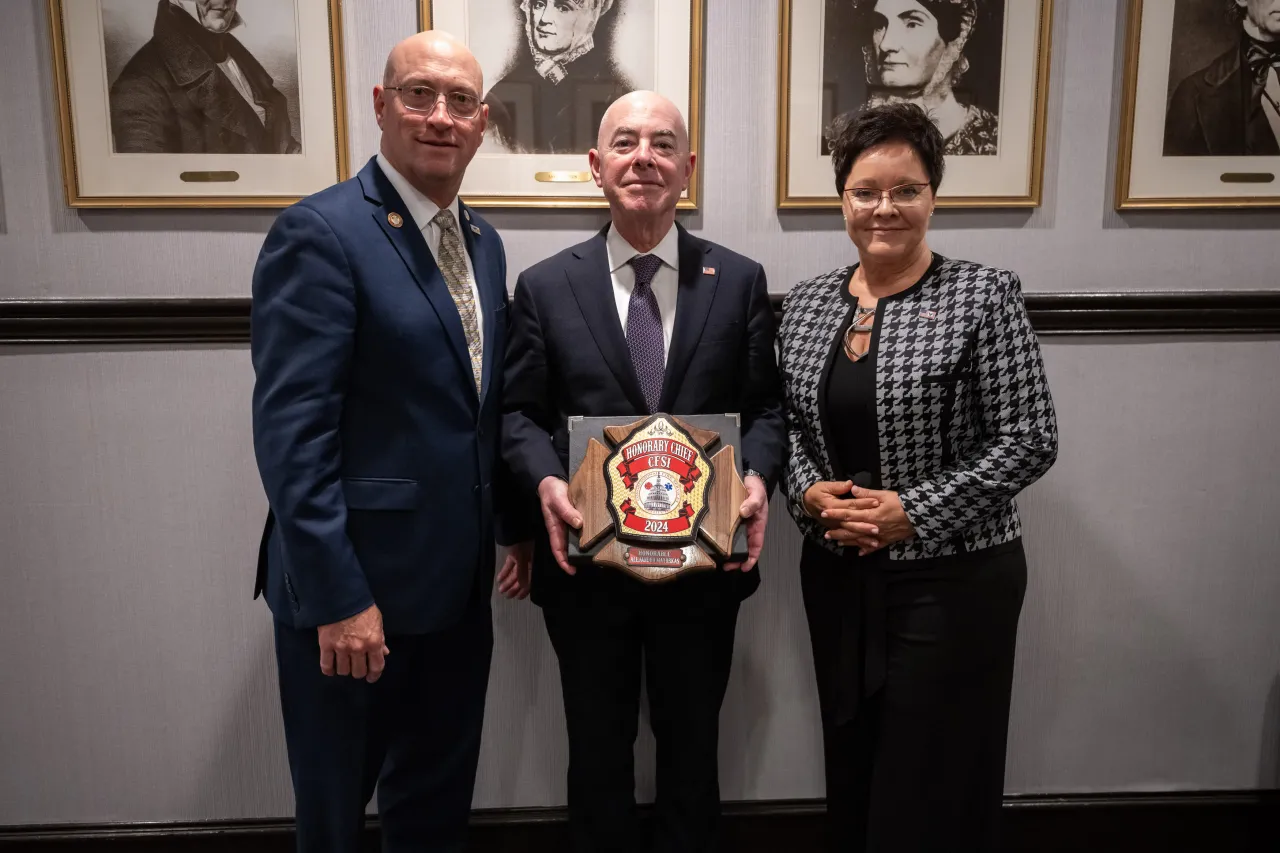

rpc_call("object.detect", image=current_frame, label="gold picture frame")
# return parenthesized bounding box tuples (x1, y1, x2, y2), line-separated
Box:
(1116, 0, 1280, 209)
(421, 0, 704, 209)
(776, 0, 1054, 209)
(48, 0, 349, 208)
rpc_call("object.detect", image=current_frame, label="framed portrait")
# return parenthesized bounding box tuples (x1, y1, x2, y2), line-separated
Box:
(422, 0, 705, 208)
(48, 0, 349, 208)
(1117, 0, 1280, 209)
(777, 0, 1054, 208)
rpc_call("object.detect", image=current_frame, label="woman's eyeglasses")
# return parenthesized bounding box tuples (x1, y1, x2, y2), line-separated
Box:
(843, 183, 931, 209)
(384, 83, 482, 119)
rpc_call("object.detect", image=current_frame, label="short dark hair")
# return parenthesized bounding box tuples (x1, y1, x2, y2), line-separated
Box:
(827, 101, 946, 196)
(851, 0, 971, 44)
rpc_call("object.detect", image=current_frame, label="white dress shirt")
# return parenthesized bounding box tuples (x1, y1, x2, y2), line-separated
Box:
(376, 153, 484, 349)
(607, 223, 679, 363)
(171, 0, 266, 126)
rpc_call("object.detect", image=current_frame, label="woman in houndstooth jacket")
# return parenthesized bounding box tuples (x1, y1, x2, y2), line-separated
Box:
(778, 102, 1058, 852)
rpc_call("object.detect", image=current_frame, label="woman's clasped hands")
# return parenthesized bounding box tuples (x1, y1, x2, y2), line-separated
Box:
(802, 480, 917, 557)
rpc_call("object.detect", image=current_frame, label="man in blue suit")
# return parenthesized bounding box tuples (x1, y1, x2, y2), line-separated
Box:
(251, 31, 529, 852)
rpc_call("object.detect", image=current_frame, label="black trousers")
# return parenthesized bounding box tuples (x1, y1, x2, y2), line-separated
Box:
(542, 584, 741, 853)
(800, 539, 1028, 853)
(272, 602, 492, 853)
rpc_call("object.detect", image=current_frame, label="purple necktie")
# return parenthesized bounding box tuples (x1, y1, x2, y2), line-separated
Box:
(627, 254, 665, 413)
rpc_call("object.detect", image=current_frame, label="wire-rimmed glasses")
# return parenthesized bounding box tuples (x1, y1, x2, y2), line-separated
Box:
(843, 182, 932, 209)
(384, 83, 482, 119)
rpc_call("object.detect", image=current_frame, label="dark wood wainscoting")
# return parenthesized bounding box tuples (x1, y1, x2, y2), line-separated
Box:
(2, 292, 1279, 344)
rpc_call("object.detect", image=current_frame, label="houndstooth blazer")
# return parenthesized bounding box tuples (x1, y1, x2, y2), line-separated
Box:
(779, 255, 1058, 560)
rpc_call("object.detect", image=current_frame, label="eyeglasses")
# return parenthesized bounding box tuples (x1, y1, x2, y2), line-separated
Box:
(385, 83, 482, 119)
(843, 182, 931, 208)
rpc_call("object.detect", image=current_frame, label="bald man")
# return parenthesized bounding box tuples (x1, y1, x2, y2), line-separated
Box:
(251, 32, 529, 852)
(502, 92, 785, 852)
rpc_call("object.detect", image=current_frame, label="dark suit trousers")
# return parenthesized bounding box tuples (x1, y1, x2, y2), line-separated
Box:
(273, 602, 492, 853)
(542, 580, 741, 853)
(801, 540, 1027, 853)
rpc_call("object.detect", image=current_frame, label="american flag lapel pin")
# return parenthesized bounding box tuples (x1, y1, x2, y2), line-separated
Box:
(702, 266, 716, 275)
(920, 309, 937, 320)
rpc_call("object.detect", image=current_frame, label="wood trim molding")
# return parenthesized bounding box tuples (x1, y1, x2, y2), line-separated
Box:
(0, 299, 248, 345)
(0, 792, 1276, 852)
(1012, 291, 1280, 335)
(1, 292, 1279, 345)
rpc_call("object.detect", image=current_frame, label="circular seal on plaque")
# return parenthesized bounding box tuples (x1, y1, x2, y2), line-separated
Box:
(637, 471, 679, 514)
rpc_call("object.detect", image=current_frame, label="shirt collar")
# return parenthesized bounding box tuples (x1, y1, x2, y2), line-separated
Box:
(606, 222, 679, 275)
(171, 1, 245, 34)
(376, 152, 463, 233)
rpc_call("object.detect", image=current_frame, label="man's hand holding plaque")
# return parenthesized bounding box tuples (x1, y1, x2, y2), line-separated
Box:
(537, 476, 583, 575)
(723, 474, 768, 573)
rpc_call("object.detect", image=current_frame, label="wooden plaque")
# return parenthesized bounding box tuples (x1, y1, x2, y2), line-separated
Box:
(566, 413, 749, 583)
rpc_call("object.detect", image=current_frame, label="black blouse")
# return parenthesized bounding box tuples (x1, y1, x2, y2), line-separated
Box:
(823, 276, 880, 492)
(808, 257, 942, 725)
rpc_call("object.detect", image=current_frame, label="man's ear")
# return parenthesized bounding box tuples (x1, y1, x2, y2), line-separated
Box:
(682, 151, 697, 191)
(588, 148, 604, 188)
(373, 86, 386, 130)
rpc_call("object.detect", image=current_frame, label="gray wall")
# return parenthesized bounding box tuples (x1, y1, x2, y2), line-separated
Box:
(1, 0, 1278, 826)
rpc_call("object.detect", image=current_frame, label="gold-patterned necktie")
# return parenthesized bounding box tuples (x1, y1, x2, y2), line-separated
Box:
(431, 208, 483, 393)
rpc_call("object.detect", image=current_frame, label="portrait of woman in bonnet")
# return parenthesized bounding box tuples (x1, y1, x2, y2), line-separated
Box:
(828, 0, 1002, 155)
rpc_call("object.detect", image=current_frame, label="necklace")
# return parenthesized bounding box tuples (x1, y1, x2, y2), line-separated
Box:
(843, 304, 876, 362)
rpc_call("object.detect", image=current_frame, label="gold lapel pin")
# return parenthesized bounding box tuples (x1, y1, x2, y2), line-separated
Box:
(463, 209, 471, 221)
(387, 212, 403, 228)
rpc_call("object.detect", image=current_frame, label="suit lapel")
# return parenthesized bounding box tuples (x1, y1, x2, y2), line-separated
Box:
(360, 160, 477, 405)
(659, 226, 718, 411)
(227, 40, 293, 152)
(567, 228, 648, 412)
(198, 74, 263, 145)
(1199, 52, 1249, 155)
(1243, 68, 1280, 155)
(459, 201, 501, 406)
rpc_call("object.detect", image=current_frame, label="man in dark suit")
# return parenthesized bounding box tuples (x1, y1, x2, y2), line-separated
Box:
(484, 0, 635, 153)
(251, 31, 528, 853)
(502, 91, 785, 852)
(110, 0, 300, 154)
(1164, 0, 1280, 156)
